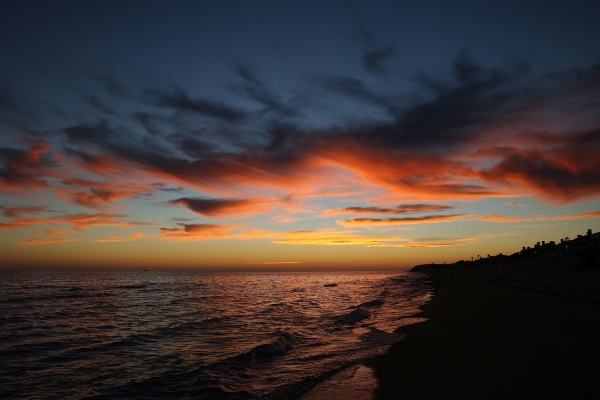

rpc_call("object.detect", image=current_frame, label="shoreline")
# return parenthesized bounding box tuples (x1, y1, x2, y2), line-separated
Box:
(367, 259, 600, 399)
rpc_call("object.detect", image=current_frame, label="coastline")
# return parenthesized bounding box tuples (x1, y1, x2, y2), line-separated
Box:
(367, 259, 600, 399)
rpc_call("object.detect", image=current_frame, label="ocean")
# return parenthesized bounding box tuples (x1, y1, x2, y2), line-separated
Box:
(0, 270, 431, 399)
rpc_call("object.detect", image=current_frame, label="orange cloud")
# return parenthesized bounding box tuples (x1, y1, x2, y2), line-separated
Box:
(0, 213, 153, 231)
(322, 145, 506, 201)
(61, 116, 598, 207)
(55, 179, 155, 209)
(129, 232, 146, 240)
(479, 144, 600, 203)
(4, 60, 600, 211)
(271, 230, 478, 248)
(477, 211, 600, 223)
(158, 224, 241, 241)
(95, 235, 126, 243)
(155, 225, 411, 246)
(548, 210, 600, 220)
(95, 232, 148, 242)
(271, 229, 407, 246)
(478, 215, 533, 223)
(244, 261, 301, 265)
(17, 238, 81, 246)
(124, 150, 338, 198)
(0, 140, 55, 191)
(393, 237, 475, 248)
(44, 228, 71, 237)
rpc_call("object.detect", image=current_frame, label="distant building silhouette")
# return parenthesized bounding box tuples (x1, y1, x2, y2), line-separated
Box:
(456, 229, 599, 268)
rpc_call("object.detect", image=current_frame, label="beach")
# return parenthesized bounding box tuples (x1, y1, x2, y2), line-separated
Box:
(367, 259, 600, 399)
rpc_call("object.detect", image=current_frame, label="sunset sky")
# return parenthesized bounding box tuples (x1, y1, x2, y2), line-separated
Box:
(1, 0, 600, 270)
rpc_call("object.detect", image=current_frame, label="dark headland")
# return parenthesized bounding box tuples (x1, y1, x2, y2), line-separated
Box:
(367, 230, 600, 399)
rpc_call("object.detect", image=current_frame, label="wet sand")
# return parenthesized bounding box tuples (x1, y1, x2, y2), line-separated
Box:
(299, 364, 377, 400)
(367, 260, 600, 399)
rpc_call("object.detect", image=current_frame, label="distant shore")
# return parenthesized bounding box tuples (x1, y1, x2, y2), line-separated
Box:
(367, 256, 600, 399)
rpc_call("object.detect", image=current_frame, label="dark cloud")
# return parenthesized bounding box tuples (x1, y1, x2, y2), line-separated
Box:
(2, 53, 598, 205)
(338, 204, 456, 214)
(0, 79, 41, 128)
(371, 59, 520, 148)
(87, 95, 116, 115)
(75, 59, 600, 201)
(133, 112, 162, 136)
(232, 65, 300, 118)
(183, 224, 222, 233)
(263, 122, 306, 155)
(0, 205, 47, 219)
(175, 137, 214, 158)
(0, 141, 54, 190)
(147, 88, 246, 122)
(340, 214, 469, 226)
(158, 223, 238, 240)
(63, 121, 115, 146)
(323, 76, 399, 117)
(97, 75, 135, 98)
(169, 197, 249, 217)
(363, 46, 394, 74)
(235, 65, 262, 86)
(56, 179, 156, 208)
(452, 52, 484, 85)
(153, 183, 184, 192)
(482, 145, 600, 202)
(348, 8, 372, 45)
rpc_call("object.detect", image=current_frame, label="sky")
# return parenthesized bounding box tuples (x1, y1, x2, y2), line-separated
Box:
(1, 0, 600, 270)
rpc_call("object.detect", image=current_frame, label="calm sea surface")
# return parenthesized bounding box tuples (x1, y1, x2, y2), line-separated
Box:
(0, 270, 431, 399)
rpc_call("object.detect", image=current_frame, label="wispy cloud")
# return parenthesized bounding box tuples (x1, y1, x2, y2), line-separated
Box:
(363, 46, 395, 74)
(129, 232, 146, 240)
(478, 215, 533, 223)
(2, 53, 599, 250)
(385, 237, 476, 248)
(504, 201, 530, 207)
(478, 210, 600, 223)
(146, 87, 247, 122)
(158, 223, 242, 241)
(550, 210, 600, 220)
(325, 204, 456, 215)
(56, 179, 155, 209)
(95, 232, 147, 242)
(17, 238, 80, 246)
(0, 204, 47, 218)
(0, 140, 55, 191)
(0, 213, 153, 231)
(95, 235, 126, 243)
(244, 261, 301, 265)
(44, 228, 71, 237)
(337, 214, 469, 226)
(271, 229, 407, 246)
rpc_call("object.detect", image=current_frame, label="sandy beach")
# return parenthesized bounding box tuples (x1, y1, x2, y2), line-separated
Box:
(367, 258, 600, 399)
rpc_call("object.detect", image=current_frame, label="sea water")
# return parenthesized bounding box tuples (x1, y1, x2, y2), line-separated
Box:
(0, 270, 431, 399)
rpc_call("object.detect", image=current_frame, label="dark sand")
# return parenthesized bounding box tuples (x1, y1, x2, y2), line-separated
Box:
(367, 259, 600, 399)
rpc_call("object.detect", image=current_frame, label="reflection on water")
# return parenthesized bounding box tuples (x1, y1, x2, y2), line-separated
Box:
(300, 364, 377, 400)
(0, 270, 431, 399)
